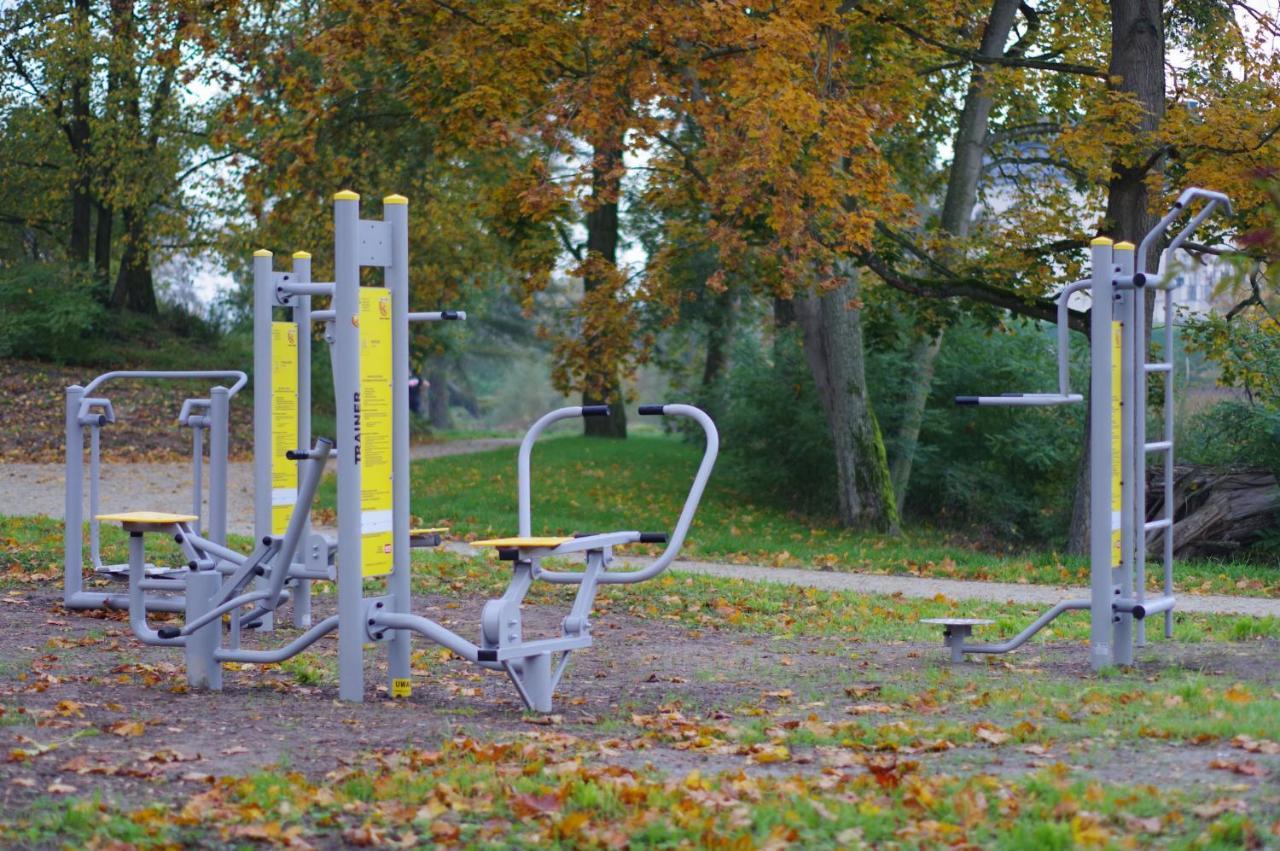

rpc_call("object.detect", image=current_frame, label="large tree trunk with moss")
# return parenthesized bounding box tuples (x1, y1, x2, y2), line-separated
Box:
(582, 135, 627, 438)
(796, 268, 899, 531)
(1067, 0, 1165, 553)
(886, 0, 1021, 511)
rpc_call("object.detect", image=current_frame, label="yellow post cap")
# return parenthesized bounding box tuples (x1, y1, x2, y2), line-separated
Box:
(292, 250, 312, 260)
(333, 189, 360, 201)
(1090, 236, 1114, 247)
(1114, 241, 1135, 251)
(253, 249, 272, 257)
(383, 194, 408, 206)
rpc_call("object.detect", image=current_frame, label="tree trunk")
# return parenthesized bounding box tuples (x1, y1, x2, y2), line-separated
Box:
(93, 201, 113, 290)
(890, 331, 943, 513)
(887, 0, 1021, 509)
(111, 206, 157, 313)
(582, 133, 627, 438)
(427, 357, 453, 430)
(67, 0, 93, 264)
(796, 268, 899, 531)
(1067, 0, 1165, 552)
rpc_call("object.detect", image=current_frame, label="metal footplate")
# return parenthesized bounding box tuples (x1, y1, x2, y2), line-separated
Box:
(922, 618, 994, 663)
(94, 563, 188, 581)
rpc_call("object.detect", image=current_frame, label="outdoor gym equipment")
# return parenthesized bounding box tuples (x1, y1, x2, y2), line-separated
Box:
(929, 187, 1233, 670)
(90, 190, 719, 712)
(64, 370, 248, 613)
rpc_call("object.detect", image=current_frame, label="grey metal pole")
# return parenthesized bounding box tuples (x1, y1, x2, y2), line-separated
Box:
(191, 426, 203, 537)
(64, 386, 85, 605)
(209, 386, 230, 547)
(1088, 237, 1116, 671)
(252, 249, 275, 631)
(184, 569, 223, 690)
(1114, 242, 1136, 665)
(292, 250, 314, 629)
(384, 194, 413, 697)
(333, 190, 365, 702)
(1162, 287, 1176, 639)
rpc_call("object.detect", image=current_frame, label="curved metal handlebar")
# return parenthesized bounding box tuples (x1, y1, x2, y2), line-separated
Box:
(81, 370, 249, 397)
(538, 403, 720, 586)
(1138, 187, 1233, 280)
(517, 406, 608, 536)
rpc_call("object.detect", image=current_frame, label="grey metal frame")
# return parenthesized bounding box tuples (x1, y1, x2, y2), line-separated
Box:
(946, 187, 1232, 668)
(64, 371, 246, 613)
(91, 190, 718, 712)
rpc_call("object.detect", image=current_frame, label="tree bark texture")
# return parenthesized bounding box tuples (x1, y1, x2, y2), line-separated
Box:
(582, 135, 627, 438)
(796, 269, 900, 531)
(1146, 466, 1279, 558)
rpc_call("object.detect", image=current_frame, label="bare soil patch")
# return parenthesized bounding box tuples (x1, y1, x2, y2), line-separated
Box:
(2, 587, 1278, 822)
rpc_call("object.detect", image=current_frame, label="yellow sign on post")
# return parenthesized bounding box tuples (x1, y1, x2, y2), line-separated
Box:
(1110, 320, 1123, 566)
(359, 287, 394, 577)
(270, 322, 299, 536)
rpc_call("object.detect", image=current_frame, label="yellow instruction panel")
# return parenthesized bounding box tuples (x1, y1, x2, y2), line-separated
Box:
(359, 287, 394, 577)
(270, 322, 299, 536)
(1110, 320, 1123, 566)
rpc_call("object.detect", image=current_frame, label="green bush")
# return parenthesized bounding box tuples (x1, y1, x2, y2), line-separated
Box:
(903, 321, 1086, 543)
(718, 328, 838, 515)
(1180, 399, 1280, 474)
(0, 263, 105, 362)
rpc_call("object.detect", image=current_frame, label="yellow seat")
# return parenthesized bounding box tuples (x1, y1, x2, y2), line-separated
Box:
(96, 511, 198, 527)
(410, 527, 450, 536)
(471, 536, 572, 549)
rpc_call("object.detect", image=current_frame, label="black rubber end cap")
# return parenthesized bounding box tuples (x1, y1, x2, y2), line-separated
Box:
(1133, 272, 1147, 287)
(639, 532, 668, 544)
(954, 396, 979, 406)
(638, 405, 664, 416)
(478, 649, 498, 662)
(1132, 605, 1147, 620)
(262, 536, 273, 546)
(98, 415, 108, 426)
(581, 405, 610, 417)
(157, 627, 180, 639)
(498, 547, 519, 561)
(286, 450, 303, 461)
(174, 534, 184, 543)
(442, 310, 460, 320)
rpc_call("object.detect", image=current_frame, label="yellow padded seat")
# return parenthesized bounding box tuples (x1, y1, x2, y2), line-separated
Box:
(410, 527, 450, 536)
(96, 511, 198, 526)
(471, 536, 572, 549)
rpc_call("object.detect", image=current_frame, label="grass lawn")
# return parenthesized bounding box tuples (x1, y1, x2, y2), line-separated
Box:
(383, 433, 1280, 598)
(2, 515, 1279, 847)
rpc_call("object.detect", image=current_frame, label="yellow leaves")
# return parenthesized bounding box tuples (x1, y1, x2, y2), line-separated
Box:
(1223, 683, 1253, 705)
(107, 720, 146, 738)
(1070, 813, 1111, 847)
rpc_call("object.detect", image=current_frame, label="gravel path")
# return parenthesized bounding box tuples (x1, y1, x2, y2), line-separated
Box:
(436, 543, 1280, 619)
(0, 438, 518, 535)
(6, 438, 1277, 619)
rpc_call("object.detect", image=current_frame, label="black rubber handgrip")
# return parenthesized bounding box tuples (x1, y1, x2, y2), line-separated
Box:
(639, 532, 668, 544)
(286, 449, 308, 460)
(638, 405, 665, 415)
(442, 310, 461, 320)
(1133, 273, 1147, 287)
(581, 405, 610, 417)
(157, 627, 181, 639)
(954, 396, 979, 406)
(98, 414, 108, 426)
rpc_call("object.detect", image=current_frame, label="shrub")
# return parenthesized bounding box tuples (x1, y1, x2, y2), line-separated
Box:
(718, 328, 838, 515)
(0, 263, 105, 362)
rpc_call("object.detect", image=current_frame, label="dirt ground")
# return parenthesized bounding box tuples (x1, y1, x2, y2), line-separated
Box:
(2, 585, 1279, 827)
